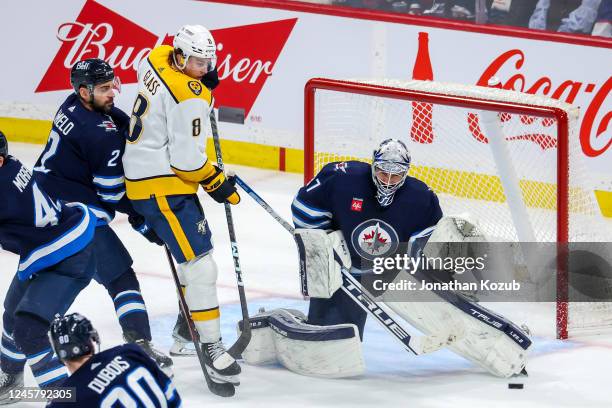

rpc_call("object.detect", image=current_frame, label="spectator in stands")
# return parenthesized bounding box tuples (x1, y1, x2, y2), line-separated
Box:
(423, 0, 477, 19)
(529, 0, 602, 33)
(591, 0, 612, 36)
(488, 0, 538, 27)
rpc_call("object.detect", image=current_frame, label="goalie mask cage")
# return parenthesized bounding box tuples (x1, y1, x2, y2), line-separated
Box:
(304, 78, 611, 340)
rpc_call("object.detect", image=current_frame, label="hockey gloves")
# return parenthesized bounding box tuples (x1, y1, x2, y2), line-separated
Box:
(128, 214, 164, 246)
(201, 165, 240, 205)
(202, 68, 220, 90)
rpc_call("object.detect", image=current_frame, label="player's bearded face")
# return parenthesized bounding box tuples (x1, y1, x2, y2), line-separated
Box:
(91, 79, 120, 113)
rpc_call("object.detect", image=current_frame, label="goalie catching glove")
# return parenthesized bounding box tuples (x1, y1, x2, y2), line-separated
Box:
(201, 165, 240, 205)
(294, 229, 351, 298)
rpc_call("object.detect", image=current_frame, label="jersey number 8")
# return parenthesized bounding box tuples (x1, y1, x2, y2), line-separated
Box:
(127, 94, 150, 144)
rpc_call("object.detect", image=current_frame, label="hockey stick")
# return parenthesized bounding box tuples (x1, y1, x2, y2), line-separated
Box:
(163, 245, 235, 397)
(209, 110, 251, 359)
(233, 175, 458, 355)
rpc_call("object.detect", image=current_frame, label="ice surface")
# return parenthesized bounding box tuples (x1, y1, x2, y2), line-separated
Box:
(3, 143, 612, 407)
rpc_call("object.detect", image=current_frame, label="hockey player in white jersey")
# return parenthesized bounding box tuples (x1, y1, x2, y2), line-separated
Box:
(122, 25, 241, 385)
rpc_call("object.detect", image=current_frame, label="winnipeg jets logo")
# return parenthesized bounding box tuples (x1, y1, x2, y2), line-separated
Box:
(97, 120, 117, 132)
(350, 219, 399, 261)
(334, 162, 348, 173)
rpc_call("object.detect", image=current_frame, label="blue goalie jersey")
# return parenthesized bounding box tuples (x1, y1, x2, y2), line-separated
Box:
(34, 93, 133, 225)
(0, 157, 96, 280)
(47, 344, 180, 408)
(292, 161, 443, 270)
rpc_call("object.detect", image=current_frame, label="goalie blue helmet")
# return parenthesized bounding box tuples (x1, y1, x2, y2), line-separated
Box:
(371, 138, 411, 207)
(48, 313, 100, 361)
(0, 131, 7, 158)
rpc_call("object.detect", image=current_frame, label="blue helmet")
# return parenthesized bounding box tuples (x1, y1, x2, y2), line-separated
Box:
(48, 313, 100, 361)
(70, 58, 114, 96)
(371, 139, 411, 207)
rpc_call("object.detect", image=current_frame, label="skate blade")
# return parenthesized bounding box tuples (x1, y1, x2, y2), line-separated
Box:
(170, 341, 197, 357)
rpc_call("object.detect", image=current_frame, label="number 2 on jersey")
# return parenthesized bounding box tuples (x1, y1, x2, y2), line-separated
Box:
(33, 131, 60, 174)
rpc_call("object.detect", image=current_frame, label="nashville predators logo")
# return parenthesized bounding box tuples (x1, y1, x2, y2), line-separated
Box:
(188, 81, 202, 96)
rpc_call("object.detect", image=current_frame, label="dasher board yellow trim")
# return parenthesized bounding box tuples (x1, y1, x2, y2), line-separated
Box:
(0, 117, 51, 144)
(2, 116, 610, 217)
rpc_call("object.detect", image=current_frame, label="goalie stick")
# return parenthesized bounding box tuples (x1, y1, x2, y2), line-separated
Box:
(233, 174, 459, 355)
(163, 245, 235, 397)
(209, 110, 251, 359)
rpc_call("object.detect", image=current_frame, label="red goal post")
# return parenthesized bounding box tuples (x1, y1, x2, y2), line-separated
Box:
(303, 77, 606, 339)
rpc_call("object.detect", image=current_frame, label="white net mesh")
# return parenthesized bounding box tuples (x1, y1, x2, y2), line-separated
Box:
(308, 78, 611, 337)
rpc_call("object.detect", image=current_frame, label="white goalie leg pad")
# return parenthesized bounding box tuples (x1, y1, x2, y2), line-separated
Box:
(294, 229, 350, 298)
(382, 271, 530, 377)
(269, 309, 365, 378)
(177, 252, 220, 343)
(236, 308, 307, 365)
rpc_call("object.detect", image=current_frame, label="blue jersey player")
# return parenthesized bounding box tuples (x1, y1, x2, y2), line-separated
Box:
(0, 134, 97, 403)
(25, 59, 171, 372)
(47, 313, 181, 408)
(291, 139, 442, 338)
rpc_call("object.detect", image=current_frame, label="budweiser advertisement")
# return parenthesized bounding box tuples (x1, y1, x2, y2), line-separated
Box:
(0, 0, 609, 184)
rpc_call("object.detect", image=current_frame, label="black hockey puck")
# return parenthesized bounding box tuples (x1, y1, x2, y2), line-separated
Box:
(508, 383, 524, 389)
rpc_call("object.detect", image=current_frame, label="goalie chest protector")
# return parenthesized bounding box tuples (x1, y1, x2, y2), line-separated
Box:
(293, 161, 442, 269)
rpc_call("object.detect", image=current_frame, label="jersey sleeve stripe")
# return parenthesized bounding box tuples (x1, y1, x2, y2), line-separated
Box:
(17, 204, 96, 280)
(93, 175, 125, 188)
(165, 380, 177, 400)
(1, 344, 25, 361)
(170, 160, 215, 183)
(97, 190, 126, 203)
(292, 197, 332, 219)
(88, 205, 113, 225)
(292, 214, 332, 229)
(116, 302, 147, 319)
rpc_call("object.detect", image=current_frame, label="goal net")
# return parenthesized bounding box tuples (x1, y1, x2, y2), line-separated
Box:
(304, 78, 611, 339)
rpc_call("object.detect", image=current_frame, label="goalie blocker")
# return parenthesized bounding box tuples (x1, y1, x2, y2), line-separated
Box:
(293, 219, 531, 378)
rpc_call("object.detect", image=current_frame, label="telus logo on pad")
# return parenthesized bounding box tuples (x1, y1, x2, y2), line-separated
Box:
(35, 1, 297, 117)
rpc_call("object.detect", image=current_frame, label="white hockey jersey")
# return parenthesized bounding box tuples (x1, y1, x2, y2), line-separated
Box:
(123, 45, 216, 200)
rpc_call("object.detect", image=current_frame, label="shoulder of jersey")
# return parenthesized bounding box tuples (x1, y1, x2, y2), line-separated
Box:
(403, 175, 434, 194)
(146, 45, 212, 104)
(321, 160, 371, 177)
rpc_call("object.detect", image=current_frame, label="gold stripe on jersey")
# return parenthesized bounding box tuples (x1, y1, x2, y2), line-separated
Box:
(191, 307, 220, 322)
(171, 160, 216, 183)
(155, 195, 196, 261)
(125, 175, 199, 200)
(147, 45, 213, 105)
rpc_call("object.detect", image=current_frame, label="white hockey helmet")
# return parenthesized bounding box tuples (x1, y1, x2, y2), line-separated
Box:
(173, 25, 217, 72)
(371, 139, 411, 207)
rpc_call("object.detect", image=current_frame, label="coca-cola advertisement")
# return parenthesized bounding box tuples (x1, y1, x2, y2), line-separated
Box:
(0, 0, 609, 197)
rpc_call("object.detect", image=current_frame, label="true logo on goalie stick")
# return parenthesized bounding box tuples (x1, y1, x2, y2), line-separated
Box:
(351, 219, 399, 261)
